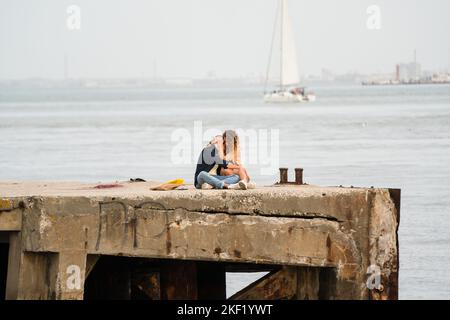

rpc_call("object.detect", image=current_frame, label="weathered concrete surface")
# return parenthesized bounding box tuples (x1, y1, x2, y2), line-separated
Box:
(0, 181, 400, 300)
(0, 199, 22, 231)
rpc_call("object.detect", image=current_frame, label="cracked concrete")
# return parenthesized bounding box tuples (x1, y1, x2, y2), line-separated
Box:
(0, 181, 399, 300)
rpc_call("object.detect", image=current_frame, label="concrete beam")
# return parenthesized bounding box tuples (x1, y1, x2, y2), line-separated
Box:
(230, 267, 297, 300)
(21, 201, 360, 275)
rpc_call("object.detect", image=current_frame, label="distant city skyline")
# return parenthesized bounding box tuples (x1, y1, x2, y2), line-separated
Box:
(1, 0, 449, 80)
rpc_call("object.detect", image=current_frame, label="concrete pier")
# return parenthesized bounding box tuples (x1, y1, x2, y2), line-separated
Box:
(0, 181, 400, 300)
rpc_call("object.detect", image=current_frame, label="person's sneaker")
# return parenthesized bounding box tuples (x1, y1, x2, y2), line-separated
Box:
(227, 183, 241, 190)
(247, 182, 256, 189)
(201, 183, 213, 190)
(239, 180, 248, 190)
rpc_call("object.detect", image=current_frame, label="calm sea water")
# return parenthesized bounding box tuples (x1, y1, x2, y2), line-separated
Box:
(1, 83, 450, 299)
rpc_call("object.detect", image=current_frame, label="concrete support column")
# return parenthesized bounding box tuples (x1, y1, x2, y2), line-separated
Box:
(296, 267, 320, 300)
(5, 232, 21, 300)
(54, 250, 87, 300)
(15, 251, 58, 299)
(6, 243, 87, 300)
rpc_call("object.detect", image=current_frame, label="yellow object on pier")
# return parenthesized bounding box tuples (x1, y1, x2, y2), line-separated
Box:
(150, 178, 185, 191)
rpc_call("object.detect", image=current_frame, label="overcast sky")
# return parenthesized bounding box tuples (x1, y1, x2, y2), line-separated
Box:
(0, 0, 449, 79)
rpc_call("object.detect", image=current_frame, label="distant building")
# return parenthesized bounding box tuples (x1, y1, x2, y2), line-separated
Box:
(397, 62, 421, 82)
(321, 68, 335, 81)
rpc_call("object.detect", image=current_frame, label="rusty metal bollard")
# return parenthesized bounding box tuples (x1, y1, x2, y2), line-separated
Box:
(295, 168, 303, 185)
(279, 168, 288, 184)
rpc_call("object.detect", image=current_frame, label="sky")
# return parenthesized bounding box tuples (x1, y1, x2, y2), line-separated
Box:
(0, 0, 449, 79)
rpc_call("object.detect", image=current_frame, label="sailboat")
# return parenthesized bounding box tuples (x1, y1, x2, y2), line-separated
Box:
(264, 0, 315, 103)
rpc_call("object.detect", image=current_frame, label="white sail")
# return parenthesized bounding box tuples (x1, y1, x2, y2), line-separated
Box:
(264, 0, 316, 103)
(280, 0, 299, 87)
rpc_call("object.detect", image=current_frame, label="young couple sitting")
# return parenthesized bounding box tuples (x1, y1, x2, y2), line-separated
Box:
(194, 130, 255, 190)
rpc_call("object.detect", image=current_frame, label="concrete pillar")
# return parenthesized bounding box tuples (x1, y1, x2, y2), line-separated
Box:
(15, 251, 58, 299)
(54, 250, 87, 300)
(6, 242, 87, 300)
(5, 232, 22, 300)
(296, 267, 320, 300)
(296, 267, 338, 300)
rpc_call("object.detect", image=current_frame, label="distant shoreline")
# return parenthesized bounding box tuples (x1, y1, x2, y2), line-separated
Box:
(362, 80, 450, 86)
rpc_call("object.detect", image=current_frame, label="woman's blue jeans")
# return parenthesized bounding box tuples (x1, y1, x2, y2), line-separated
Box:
(195, 171, 240, 189)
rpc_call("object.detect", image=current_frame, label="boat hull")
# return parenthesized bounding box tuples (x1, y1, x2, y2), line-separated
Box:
(264, 91, 316, 103)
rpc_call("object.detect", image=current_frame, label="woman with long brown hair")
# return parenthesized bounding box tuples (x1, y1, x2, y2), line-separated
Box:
(193, 130, 254, 190)
(194, 133, 240, 190)
(219, 130, 255, 190)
